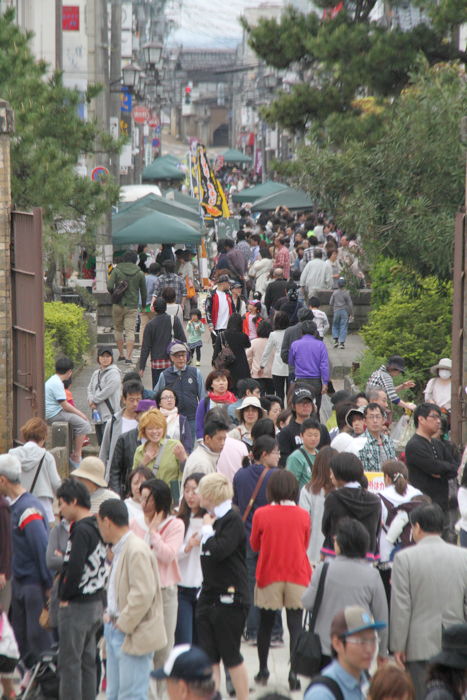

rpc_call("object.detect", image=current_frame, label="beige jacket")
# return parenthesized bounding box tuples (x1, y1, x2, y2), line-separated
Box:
(115, 532, 167, 655)
(390, 535, 467, 661)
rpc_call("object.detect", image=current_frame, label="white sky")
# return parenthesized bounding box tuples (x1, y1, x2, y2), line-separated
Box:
(166, 0, 283, 48)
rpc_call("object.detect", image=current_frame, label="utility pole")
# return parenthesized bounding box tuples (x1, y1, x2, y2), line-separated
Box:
(450, 116, 467, 447)
(109, 1, 122, 182)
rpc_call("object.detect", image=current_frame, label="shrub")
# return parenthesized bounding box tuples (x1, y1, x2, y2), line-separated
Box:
(360, 276, 451, 400)
(368, 257, 418, 309)
(44, 302, 90, 375)
(44, 328, 56, 379)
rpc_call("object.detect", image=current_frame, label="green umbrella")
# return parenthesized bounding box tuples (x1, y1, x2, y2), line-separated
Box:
(251, 187, 313, 211)
(232, 181, 289, 203)
(222, 148, 252, 164)
(142, 158, 185, 182)
(113, 194, 202, 231)
(113, 209, 203, 246)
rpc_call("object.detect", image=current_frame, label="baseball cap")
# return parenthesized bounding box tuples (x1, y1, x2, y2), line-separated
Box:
(330, 606, 386, 639)
(97, 346, 114, 357)
(217, 274, 230, 284)
(292, 387, 314, 404)
(170, 342, 188, 355)
(151, 645, 213, 681)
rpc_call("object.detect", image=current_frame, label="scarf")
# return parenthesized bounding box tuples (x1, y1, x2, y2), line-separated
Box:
(208, 391, 237, 404)
(159, 406, 180, 440)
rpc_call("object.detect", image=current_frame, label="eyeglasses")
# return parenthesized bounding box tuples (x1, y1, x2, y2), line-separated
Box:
(344, 635, 378, 647)
(426, 414, 441, 421)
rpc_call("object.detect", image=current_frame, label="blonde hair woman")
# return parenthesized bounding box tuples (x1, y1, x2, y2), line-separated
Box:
(196, 473, 250, 700)
(132, 409, 186, 500)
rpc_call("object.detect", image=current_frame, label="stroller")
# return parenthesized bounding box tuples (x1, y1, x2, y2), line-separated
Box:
(21, 649, 59, 700)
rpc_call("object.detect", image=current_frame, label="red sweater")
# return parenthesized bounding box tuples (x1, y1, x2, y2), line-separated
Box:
(250, 504, 311, 588)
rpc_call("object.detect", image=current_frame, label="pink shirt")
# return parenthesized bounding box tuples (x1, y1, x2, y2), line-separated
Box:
(274, 246, 290, 280)
(130, 515, 184, 587)
(216, 436, 249, 482)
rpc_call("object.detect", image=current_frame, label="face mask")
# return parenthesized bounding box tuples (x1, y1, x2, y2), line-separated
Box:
(438, 369, 451, 379)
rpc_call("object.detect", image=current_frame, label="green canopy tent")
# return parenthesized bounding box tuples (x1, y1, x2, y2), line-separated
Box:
(165, 189, 202, 212)
(251, 187, 313, 212)
(113, 194, 202, 232)
(142, 158, 185, 182)
(160, 154, 181, 165)
(113, 209, 203, 246)
(232, 181, 289, 203)
(222, 148, 252, 164)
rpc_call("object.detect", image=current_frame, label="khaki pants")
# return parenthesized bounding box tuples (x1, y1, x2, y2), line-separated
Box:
(140, 310, 155, 338)
(112, 305, 138, 343)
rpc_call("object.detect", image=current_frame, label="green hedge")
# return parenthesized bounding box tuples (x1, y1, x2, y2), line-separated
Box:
(44, 302, 90, 378)
(356, 274, 452, 402)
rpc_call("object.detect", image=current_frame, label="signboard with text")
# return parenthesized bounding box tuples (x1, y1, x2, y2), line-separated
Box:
(62, 6, 79, 31)
(365, 472, 385, 493)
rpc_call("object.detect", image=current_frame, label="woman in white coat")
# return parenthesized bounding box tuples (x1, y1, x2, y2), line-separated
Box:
(87, 346, 121, 445)
(249, 249, 273, 297)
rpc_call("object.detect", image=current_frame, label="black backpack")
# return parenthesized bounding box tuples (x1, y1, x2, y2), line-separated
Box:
(111, 276, 129, 304)
(380, 494, 420, 552)
(306, 676, 344, 700)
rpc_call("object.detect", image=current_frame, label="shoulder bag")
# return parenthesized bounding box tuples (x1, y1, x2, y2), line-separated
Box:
(291, 561, 330, 677)
(30, 454, 46, 495)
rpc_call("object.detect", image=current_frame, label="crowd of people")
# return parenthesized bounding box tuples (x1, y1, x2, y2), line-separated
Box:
(0, 211, 467, 700)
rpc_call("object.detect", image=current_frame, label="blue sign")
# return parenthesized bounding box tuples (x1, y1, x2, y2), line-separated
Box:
(152, 138, 161, 147)
(120, 88, 132, 113)
(154, 126, 161, 135)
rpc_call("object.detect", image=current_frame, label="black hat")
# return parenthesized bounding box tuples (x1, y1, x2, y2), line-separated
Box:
(387, 355, 406, 373)
(151, 645, 213, 681)
(345, 407, 365, 428)
(97, 346, 114, 358)
(292, 387, 313, 404)
(429, 624, 467, 670)
(217, 274, 230, 284)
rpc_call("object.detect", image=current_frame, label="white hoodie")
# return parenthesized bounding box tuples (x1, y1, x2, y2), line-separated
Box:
(9, 441, 62, 522)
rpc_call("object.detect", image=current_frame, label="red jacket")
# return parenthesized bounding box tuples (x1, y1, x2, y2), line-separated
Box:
(250, 504, 311, 588)
(242, 312, 261, 337)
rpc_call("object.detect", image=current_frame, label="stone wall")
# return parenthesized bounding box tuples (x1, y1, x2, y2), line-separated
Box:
(315, 288, 372, 330)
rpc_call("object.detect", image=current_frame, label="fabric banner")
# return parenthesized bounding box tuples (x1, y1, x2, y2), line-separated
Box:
(195, 144, 230, 218)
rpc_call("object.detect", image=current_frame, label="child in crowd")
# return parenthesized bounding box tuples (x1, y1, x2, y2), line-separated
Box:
(186, 309, 204, 366)
(286, 417, 321, 488)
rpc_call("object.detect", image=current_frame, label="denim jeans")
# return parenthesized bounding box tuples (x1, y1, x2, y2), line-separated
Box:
(104, 623, 152, 700)
(460, 528, 467, 547)
(175, 586, 199, 645)
(58, 599, 103, 700)
(332, 309, 349, 344)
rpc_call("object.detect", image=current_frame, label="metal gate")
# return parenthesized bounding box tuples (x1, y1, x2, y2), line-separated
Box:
(451, 212, 466, 447)
(11, 208, 44, 445)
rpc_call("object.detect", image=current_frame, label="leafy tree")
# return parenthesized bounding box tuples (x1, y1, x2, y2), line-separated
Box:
(283, 62, 466, 280)
(0, 10, 121, 286)
(242, 1, 467, 137)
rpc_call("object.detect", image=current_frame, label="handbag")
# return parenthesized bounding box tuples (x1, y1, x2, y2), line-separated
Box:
(0, 611, 19, 673)
(291, 562, 330, 677)
(213, 332, 235, 369)
(186, 276, 196, 299)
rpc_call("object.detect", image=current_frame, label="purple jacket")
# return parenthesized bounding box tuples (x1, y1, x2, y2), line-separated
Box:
(288, 334, 330, 383)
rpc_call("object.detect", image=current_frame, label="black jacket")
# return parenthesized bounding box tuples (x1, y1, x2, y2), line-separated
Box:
(199, 508, 248, 606)
(321, 486, 382, 559)
(212, 330, 250, 391)
(109, 428, 141, 497)
(280, 322, 304, 366)
(264, 279, 287, 314)
(139, 313, 186, 371)
(405, 433, 458, 509)
(58, 516, 107, 602)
